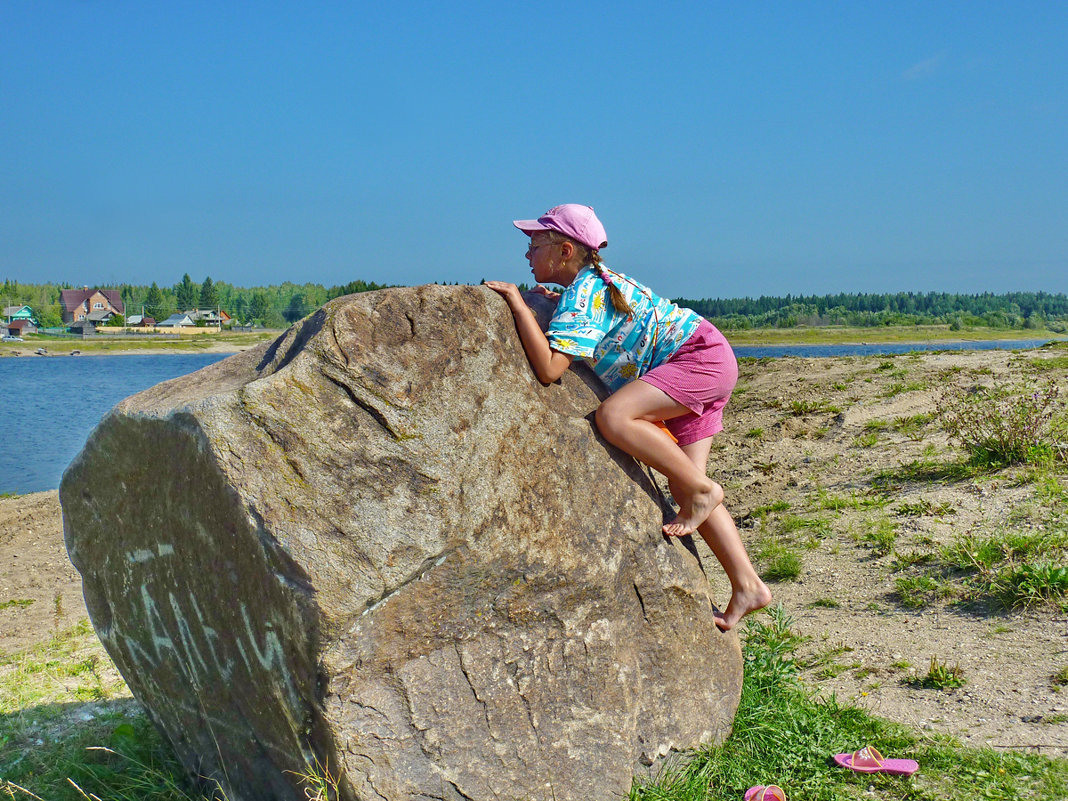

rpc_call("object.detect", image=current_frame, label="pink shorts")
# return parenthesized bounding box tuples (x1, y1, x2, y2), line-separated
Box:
(639, 319, 738, 446)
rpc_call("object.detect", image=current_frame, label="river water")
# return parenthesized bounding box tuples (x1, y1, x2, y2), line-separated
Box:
(1, 353, 229, 495)
(0, 338, 1061, 494)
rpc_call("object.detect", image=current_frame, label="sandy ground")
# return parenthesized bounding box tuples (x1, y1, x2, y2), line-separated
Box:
(0, 491, 85, 650)
(2, 344, 1067, 756)
(695, 346, 1068, 755)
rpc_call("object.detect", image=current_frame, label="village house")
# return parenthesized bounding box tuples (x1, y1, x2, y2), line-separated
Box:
(156, 313, 195, 328)
(60, 287, 124, 324)
(188, 308, 231, 326)
(3, 305, 36, 323)
(3, 319, 37, 337)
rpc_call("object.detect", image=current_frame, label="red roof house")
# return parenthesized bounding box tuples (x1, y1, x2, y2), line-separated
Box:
(60, 288, 125, 324)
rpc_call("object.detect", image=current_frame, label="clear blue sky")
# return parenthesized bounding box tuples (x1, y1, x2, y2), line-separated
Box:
(2, 1, 1065, 299)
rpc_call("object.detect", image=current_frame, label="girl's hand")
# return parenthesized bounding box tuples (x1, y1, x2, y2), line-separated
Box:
(530, 285, 561, 301)
(484, 280, 522, 302)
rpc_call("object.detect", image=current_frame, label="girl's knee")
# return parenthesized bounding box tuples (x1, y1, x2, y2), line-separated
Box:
(595, 399, 625, 438)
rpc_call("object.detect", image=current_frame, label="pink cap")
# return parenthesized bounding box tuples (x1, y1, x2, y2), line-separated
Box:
(513, 204, 608, 251)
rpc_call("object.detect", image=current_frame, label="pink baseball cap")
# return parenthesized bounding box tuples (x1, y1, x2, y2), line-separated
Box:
(513, 204, 608, 251)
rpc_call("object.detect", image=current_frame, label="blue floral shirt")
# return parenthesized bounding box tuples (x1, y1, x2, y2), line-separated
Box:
(545, 266, 702, 392)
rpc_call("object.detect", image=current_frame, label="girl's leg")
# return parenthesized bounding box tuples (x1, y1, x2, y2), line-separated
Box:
(678, 437, 772, 631)
(595, 380, 723, 537)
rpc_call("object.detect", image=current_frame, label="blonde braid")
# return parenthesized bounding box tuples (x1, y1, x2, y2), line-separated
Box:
(581, 246, 633, 315)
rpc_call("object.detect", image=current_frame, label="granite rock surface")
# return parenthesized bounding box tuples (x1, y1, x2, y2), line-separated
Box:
(61, 285, 742, 801)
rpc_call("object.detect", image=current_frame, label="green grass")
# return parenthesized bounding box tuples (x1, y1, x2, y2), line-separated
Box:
(892, 413, 935, 440)
(778, 515, 832, 541)
(1027, 355, 1068, 372)
(881, 380, 927, 398)
(807, 598, 840, 609)
(870, 457, 979, 491)
(861, 518, 899, 556)
(895, 575, 948, 609)
(759, 543, 803, 582)
(886, 478, 1068, 611)
(0, 621, 341, 800)
(814, 490, 888, 512)
(0, 622, 187, 800)
(894, 498, 956, 517)
(937, 528, 1068, 609)
(853, 432, 879, 448)
(1052, 666, 1068, 687)
(630, 607, 1068, 801)
(787, 399, 839, 416)
(748, 500, 791, 520)
(0, 600, 34, 612)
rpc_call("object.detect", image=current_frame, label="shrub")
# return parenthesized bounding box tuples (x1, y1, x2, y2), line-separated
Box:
(938, 380, 1067, 467)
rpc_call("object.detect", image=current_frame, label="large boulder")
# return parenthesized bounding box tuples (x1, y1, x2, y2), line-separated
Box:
(61, 285, 742, 801)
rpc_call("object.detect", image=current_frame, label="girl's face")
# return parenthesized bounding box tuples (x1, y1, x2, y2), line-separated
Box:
(527, 234, 563, 285)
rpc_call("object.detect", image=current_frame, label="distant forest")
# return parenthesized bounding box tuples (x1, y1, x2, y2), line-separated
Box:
(3, 277, 1067, 332)
(676, 291, 1068, 332)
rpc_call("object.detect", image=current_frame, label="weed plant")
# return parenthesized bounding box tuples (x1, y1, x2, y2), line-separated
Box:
(915, 657, 967, 690)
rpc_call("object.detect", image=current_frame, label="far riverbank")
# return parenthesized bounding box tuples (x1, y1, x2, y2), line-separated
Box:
(0, 330, 278, 357)
(3, 325, 1066, 358)
(722, 323, 1068, 346)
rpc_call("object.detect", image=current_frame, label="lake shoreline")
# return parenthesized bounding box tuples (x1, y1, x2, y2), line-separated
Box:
(0, 343, 253, 357)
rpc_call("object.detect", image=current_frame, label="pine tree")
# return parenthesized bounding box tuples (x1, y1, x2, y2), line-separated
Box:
(175, 273, 198, 312)
(250, 291, 270, 322)
(199, 276, 219, 309)
(145, 282, 165, 317)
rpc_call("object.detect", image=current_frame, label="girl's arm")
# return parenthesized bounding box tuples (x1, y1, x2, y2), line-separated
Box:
(485, 281, 574, 383)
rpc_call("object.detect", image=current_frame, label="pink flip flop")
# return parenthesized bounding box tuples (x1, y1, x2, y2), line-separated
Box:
(833, 745, 918, 775)
(744, 786, 786, 801)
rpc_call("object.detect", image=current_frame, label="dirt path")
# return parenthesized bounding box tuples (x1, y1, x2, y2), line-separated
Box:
(3, 344, 1067, 755)
(0, 491, 86, 653)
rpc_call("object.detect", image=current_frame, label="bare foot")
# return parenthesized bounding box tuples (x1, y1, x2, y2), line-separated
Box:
(714, 581, 773, 631)
(662, 480, 724, 537)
